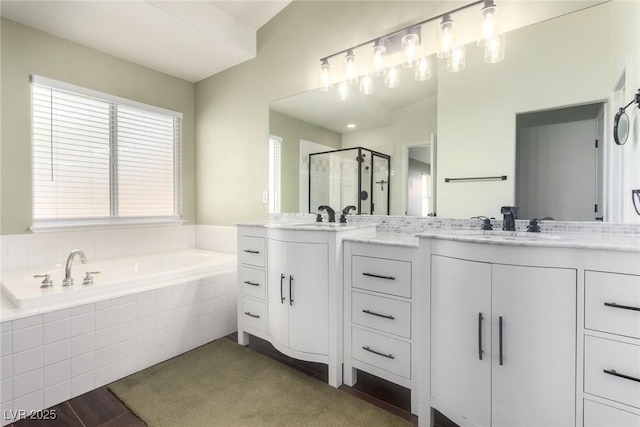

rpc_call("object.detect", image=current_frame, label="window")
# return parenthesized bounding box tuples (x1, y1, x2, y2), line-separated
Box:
(31, 76, 182, 229)
(268, 135, 282, 213)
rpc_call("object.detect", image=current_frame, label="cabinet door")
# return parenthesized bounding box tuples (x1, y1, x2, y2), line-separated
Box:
(267, 239, 289, 348)
(492, 265, 576, 427)
(288, 242, 329, 355)
(431, 255, 492, 427)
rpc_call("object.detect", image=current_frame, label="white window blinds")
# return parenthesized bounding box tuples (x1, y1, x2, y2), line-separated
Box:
(269, 136, 282, 214)
(31, 76, 182, 225)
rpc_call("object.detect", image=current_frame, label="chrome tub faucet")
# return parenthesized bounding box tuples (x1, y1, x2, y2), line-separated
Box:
(63, 249, 87, 287)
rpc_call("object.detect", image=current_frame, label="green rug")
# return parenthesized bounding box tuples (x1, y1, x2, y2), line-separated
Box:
(109, 339, 414, 426)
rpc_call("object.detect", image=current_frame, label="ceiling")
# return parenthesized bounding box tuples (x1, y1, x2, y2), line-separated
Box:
(0, 0, 291, 83)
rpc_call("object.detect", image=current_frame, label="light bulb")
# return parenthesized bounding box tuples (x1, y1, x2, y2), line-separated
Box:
(338, 82, 349, 101)
(344, 49, 358, 84)
(478, 1, 498, 47)
(371, 40, 386, 77)
(360, 74, 374, 95)
(447, 46, 465, 72)
(401, 32, 419, 68)
(484, 33, 505, 63)
(415, 57, 431, 81)
(319, 59, 332, 92)
(385, 66, 399, 88)
(437, 15, 455, 59)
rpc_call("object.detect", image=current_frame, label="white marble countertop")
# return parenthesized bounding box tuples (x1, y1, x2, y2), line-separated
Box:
(416, 229, 640, 253)
(343, 232, 419, 248)
(237, 221, 377, 232)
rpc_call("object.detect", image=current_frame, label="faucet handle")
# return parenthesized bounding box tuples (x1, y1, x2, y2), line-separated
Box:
(312, 212, 322, 223)
(83, 271, 100, 286)
(33, 274, 53, 288)
(527, 219, 541, 233)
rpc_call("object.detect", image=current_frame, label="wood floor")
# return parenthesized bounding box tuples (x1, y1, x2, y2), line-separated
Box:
(7, 334, 459, 426)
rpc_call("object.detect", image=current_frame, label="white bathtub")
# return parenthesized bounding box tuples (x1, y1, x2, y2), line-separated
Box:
(1, 249, 237, 309)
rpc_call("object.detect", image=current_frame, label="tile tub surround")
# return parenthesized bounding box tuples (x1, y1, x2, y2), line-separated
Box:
(0, 272, 237, 426)
(269, 213, 640, 236)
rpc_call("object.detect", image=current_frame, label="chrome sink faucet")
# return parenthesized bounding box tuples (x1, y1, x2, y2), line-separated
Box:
(63, 249, 87, 287)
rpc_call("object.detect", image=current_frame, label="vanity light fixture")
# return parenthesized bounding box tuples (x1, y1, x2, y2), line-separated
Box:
(337, 81, 349, 101)
(318, 0, 503, 90)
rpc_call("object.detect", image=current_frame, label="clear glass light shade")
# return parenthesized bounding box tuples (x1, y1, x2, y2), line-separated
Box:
(437, 15, 455, 59)
(478, 3, 498, 46)
(385, 66, 399, 88)
(360, 75, 374, 95)
(344, 50, 358, 84)
(484, 33, 505, 63)
(401, 33, 419, 68)
(415, 57, 431, 81)
(338, 82, 349, 101)
(371, 41, 386, 77)
(447, 46, 466, 72)
(319, 59, 332, 92)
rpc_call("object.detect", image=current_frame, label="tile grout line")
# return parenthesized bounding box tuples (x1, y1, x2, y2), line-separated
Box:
(66, 401, 88, 427)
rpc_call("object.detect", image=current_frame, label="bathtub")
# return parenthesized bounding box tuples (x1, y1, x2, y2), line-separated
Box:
(1, 249, 237, 309)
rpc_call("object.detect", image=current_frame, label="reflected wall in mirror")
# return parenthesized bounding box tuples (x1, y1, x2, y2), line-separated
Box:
(269, 0, 639, 222)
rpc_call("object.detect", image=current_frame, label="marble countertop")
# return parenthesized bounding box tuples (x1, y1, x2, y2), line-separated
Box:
(237, 221, 377, 232)
(416, 229, 640, 253)
(343, 232, 419, 248)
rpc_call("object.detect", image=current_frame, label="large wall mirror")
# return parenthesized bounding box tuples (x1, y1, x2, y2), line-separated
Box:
(269, 0, 638, 222)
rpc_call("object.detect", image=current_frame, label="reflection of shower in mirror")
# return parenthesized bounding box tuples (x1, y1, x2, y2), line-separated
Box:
(309, 147, 390, 215)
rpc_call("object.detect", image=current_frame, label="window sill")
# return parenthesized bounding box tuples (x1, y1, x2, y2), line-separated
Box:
(30, 217, 186, 233)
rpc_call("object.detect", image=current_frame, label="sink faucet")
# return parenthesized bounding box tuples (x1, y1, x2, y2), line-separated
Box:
(318, 205, 336, 223)
(63, 249, 87, 287)
(500, 206, 518, 231)
(471, 216, 493, 230)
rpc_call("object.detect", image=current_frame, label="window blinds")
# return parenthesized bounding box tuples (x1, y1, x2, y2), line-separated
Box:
(269, 136, 282, 214)
(31, 76, 182, 223)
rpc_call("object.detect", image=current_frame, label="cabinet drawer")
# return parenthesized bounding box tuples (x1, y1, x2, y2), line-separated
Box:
(352, 256, 411, 298)
(584, 399, 640, 427)
(241, 267, 266, 300)
(585, 271, 640, 339)
(240, 236, 265, 267)
(585, 335, 640, 409)
(241, 298, 266, 333)
(352, 291, 411, 338)
(352, 326, 410, 379)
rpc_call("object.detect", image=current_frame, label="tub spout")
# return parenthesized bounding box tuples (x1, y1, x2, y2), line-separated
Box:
(63, 249, 87, 287)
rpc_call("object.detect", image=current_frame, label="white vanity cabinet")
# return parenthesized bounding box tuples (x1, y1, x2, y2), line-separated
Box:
(237, 223, 376, 388)
(430, 255, 576, 427)
(343, 241, 419, 414)
(267, 239, 328, 356)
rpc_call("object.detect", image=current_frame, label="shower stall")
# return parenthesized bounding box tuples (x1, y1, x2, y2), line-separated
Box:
(309, 147, 390, 215)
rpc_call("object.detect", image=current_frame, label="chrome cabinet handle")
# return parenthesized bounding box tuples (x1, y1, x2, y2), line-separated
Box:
(243, 249, 260, 254)
(362, 272, 395, 280)
(604, 369, 640, 383)
(362, 309, 395, 320)
(604, 302, 640, 312)
(362, 346, 394, 359)
(244, 312, 260, 319)
(243, 280, 260, 287)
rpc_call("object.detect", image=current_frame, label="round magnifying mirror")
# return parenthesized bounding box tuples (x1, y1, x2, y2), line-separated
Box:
(614, 108, 629, 145)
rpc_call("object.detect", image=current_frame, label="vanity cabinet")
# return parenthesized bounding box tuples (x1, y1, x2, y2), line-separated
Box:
(238, 229, 268, 337)
(343, 241, 419, 413)
(583, 270, 640, 425)
(267, 239, 328, 356)
(429, 252, 576, 427)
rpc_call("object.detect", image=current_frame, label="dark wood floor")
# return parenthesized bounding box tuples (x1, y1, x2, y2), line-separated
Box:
(8, 334, 457, 426)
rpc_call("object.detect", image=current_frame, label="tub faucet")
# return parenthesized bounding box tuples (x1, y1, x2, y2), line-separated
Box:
(500, 206, 518, 231)
(63, 249, 87, 287)
(318, 205, 336, 223)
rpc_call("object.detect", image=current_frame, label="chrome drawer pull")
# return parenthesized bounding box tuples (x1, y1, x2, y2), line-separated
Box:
(604, 302, 640, 312)
(244, 312, 260, 319)
(362, 272, 395, 280)
(243, 249, 260, 254)
(362, 309, 395, 320)
(362, 346, 394, 359)
(243, 280, 260, 287)
(603, 369, 640, 383)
